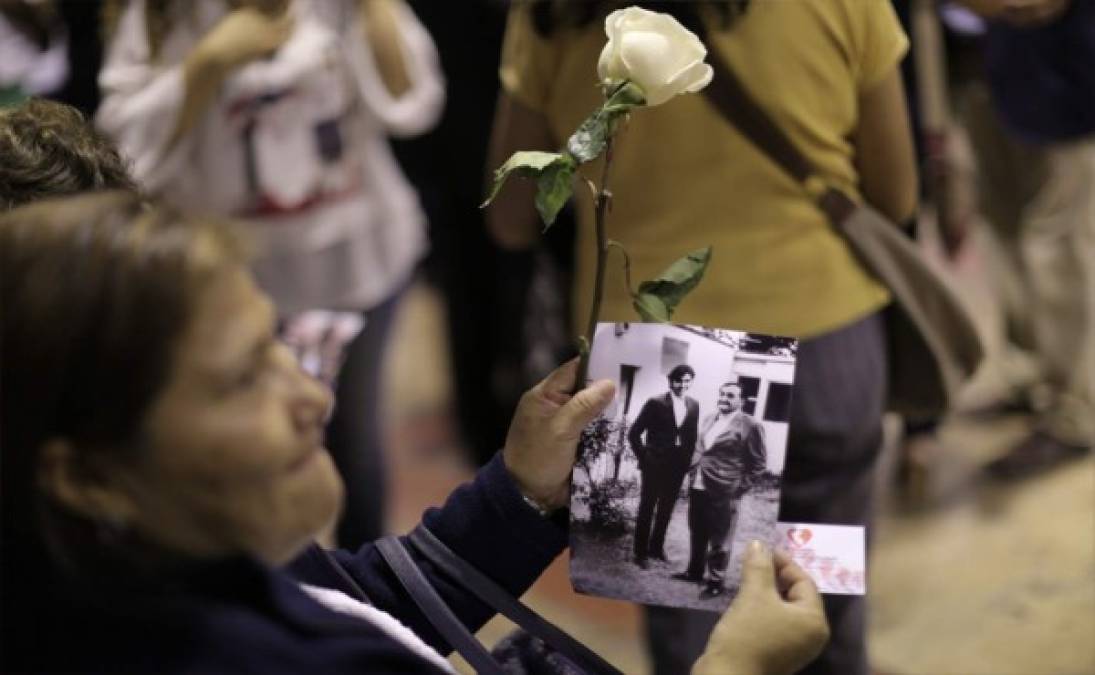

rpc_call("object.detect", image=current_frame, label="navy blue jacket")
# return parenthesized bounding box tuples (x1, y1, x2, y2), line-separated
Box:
(985, 0, 1095, 143)
(26, 454, 567, 673)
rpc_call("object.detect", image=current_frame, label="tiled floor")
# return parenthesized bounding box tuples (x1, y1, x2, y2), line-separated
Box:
(378, 217, 1094, 674)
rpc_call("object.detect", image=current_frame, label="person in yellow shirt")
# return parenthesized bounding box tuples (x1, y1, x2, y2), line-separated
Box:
(487, 2, 918, 674)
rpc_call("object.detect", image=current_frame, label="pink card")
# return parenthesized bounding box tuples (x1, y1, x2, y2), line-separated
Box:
(774, 523, 865, 595)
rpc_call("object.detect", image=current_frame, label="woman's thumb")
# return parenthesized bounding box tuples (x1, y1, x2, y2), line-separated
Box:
(556, 379, 616, 436)
(738, 540, 777, 597)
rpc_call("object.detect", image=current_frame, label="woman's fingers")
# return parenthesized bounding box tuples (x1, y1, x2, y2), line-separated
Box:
(738, 540, 778, 597)
(534, 357, 580, 404)
(773, 549, 825, 610)
(554, 379, 615, 438)
(503, 361, 613, 510)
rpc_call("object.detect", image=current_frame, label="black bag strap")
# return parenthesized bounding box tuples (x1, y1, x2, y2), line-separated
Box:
(693, 20, 858, 226)
(407, 526, 624, 675)
(375, 536, 505, 675)
(317, 547, 374, 604)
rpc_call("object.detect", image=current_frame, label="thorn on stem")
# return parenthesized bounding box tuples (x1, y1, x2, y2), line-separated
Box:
(585, 178, 598, 199)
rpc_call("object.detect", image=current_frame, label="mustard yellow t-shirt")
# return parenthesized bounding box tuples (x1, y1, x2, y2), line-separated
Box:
(499, 0, 908, 339)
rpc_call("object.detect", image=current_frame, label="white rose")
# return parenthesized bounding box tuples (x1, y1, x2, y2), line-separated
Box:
(597, 6, 713, 107)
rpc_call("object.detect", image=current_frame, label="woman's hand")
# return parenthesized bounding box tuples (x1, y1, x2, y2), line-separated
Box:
(192, 6, 293, 75)
(694, 542, 830, 675)
(502, 359, 615, 511)
(170, 7, 292, 151)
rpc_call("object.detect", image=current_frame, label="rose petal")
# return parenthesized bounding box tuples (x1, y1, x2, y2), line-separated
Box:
(596, 6, 711, 105)
(661, 60, 700, 97)
(619, 31, 676, 103)
(597, 42, 618, 82)
(666, 61, 713, 96)
(605, 9, 628, 42)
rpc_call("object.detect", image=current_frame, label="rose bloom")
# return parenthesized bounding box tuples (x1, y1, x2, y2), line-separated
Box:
(597, 6, 713, 106)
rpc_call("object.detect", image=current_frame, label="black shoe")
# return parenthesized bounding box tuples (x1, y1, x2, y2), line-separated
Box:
(985, 430, 1090, 480)
(699, 584, 725, 599)
(649, 550, 669, 562)
(633, 556, 650, 569)
(671, 571, 703, 583)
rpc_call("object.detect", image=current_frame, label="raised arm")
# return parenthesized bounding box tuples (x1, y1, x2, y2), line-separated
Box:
(345, 0, 444, 138)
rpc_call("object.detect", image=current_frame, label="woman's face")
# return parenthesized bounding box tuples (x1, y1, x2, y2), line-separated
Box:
(116, 265, 343, 565)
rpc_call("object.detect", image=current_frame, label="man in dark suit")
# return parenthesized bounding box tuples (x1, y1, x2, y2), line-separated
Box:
(627, 364, 699, 568)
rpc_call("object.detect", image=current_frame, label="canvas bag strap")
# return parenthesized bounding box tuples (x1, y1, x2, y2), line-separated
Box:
(691, 19, 858, 226)
(375, 535, 505, 675)
(407, 525, 624, 675)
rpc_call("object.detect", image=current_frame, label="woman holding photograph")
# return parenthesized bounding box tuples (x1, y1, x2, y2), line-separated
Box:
(487, 2, 917, 673)
(0, 192, 828, 674)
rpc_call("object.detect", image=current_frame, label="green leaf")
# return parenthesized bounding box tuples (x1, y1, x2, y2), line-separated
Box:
(634, 246, 713, 320)
(632, 292, 671, 322)
(566, 111, 613, 164)
(565, 82, 645, 164)
(534, 157, 576, 228)
(481, 150, 564, 207)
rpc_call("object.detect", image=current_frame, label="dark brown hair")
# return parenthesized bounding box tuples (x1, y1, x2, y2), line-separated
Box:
(0, 0, 59, 50)
(0, 192, 246, 663)
(0, 99, 137, 210)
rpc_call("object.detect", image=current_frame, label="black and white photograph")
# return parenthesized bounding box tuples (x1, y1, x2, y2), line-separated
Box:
(570, 322, 797, 612)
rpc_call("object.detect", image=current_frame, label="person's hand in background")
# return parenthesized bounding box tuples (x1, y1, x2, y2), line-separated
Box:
(192, 5, 293, 74)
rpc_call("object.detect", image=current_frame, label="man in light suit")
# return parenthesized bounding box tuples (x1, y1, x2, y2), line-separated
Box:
(675, 380, 767, 598)
(627, 364, 699, 569)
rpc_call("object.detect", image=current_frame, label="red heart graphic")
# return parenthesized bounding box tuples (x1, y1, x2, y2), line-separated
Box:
(836, 568, 850, 588)
(786, 527, 813, 548)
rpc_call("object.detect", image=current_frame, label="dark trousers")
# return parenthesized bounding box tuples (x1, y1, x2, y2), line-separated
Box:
(633, 462, 687, 559)
(326, 288, 404, 549)
(645, 312, 886, 675)
(705, 491, 740, 586)
(684, 489, 740, 585)
(683, 489, 708, 577)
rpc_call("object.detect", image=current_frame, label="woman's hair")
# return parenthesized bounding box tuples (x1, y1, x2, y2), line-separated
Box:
(0, 0, 59, 50)
(0, 99, 137, 210)
(529, 1, 751, 38)
(0, 192, 246, 646)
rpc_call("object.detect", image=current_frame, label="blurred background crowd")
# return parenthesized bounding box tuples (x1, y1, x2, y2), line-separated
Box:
(2, 0, 1092, 673)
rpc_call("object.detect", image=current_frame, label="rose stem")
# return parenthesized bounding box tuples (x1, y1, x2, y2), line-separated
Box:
(575, 135, 615, 392)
